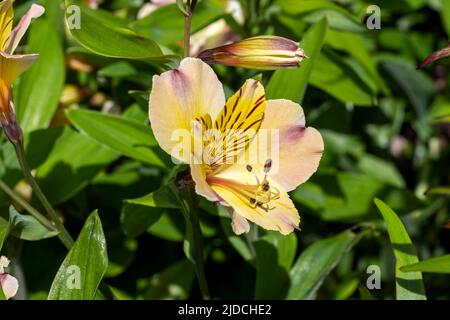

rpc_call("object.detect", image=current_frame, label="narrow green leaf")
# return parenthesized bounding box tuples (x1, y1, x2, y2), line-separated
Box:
(36, 127, 119, 205)
(359, 285, 374, 300)
(0, 216, 9, 252)
(126, 186, 179, 209)
(374, 198, 426, 300)
(15, 9, 65, 132)
(0, 284, 6, 300)
(9, 206, 58, 241)
(66, 109, 168, 169)
(266, 17, 327, 103)
(275, 0, 363, 32)
(441, 0, 450, 37)
(65, 1, 177, 67)
(219, 213, 253, 263)
(143, 260, 195, 299)
(254, 232, 297, 299)
(48, 211, 108, 300)
(121, 186, 179, 238)
(287, 228, 365, 299)
(310, 50, 374, 106)
(400, 255, 450, 274)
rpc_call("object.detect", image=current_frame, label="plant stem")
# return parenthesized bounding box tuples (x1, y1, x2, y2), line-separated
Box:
(183, 6, 192, 57)
(178, 185, 210, 299)
(0, 179, 55, 232)
(13, 141, 74, 249)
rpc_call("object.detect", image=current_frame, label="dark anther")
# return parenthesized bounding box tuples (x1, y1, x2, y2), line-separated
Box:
(264, 159, 272, 173)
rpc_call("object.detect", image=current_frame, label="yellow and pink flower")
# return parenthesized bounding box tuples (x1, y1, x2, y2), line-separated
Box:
(149, 58, 323, 235)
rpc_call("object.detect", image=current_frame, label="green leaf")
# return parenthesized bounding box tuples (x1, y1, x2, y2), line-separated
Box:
(381, 59, 435, 119)
(359, 285, 374, 300)
(121, 186, 179, 238)
(9, 206, 58, 241)
(218, 208, 253, 263)
(147, 210, 184, 242)
(400, 255, 450, 274)
(266, 17, 328, 103)
(287, 229, 365, 299)
(441, 0, 450, 37)
(357, 154, 405, 188)
(310, 50, 374, 106)
(0, 284, 6, 300)
(66, 109, 168, 169)
(15, 7, 65, 132)
(254, 232, 297, 299)
(0, 216, 9, 252)
(48, 211, 108, 300)
(126, 186, 179, 208)
(325, 29, 388, 95)
(120, 204, 163, 239)
(374, 198, 426, 300)
(65, 1, 176, 67)
(275, 0, 363, 32)
(143, 260, 195, 299)
(36, 127, 119, 205)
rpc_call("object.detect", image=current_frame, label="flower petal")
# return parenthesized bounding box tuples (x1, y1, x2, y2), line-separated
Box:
(0, 273, 18, 300)
(230, 210, 250, 235)
(0, 52, 39, 85)
(207, 79, 266, 168)
(191, 164, 221, 202)
(0, 0, 13, 51)
(4, 4, 45, 54)
(149, 58, 225, 162)
(0, 256, 10, 273)
(211, 178, 300, 235)
(259, 99, 324, 191)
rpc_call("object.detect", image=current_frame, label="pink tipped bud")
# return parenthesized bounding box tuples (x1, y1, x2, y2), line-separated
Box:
(197, 36, 306, 70)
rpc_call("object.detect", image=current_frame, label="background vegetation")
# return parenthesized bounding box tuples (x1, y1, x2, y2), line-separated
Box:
(0, 0, 449, 300)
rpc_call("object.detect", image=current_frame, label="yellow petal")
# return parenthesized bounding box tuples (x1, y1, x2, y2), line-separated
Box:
(0, 0, 13, 51)
(149, 58, 225, 162)
(191, 163, 220, 202)
(211, 178, 299, 235)
(207, 79, 265, 169)
(0, 52, 39, 85)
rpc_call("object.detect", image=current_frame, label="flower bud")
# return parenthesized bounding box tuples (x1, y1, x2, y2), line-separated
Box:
(197, 36, 306, 70)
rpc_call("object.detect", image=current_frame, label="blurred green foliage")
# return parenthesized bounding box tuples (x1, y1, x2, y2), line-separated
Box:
(0, 0, 449, 300)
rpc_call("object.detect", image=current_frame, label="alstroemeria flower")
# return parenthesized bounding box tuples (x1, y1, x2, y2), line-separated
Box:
(0, 0, 44, 131)
(197, 36, 306, 70)
(149, 58, 323, 235)
(0, 256, 19, 300)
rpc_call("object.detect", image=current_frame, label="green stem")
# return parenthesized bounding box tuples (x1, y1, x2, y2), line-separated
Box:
(13, 141, 74, 249)
(178, 186, 210, 299)
(245, 224, 258, 259)
(0, 179, 55, 232)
